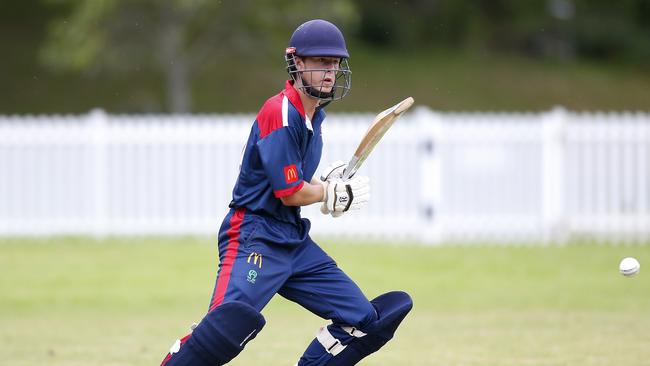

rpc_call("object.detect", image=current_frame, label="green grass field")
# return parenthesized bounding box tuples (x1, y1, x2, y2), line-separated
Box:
(1, 237, 649, 365)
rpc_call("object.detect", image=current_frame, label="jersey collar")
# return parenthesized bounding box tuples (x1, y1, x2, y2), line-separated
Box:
(283, 80, 306, 118)
(283, 80, 326, 132)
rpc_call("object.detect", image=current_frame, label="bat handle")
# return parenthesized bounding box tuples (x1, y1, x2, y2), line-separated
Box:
(342, 168, 354, 181)
(342, 156, 359, 181)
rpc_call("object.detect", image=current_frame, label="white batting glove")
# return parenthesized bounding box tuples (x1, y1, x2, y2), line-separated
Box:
(319, 160, 347, 215)
(320, 202, 333, 216)
(323, 176, 370, 215)
(320, 160, 347, 181)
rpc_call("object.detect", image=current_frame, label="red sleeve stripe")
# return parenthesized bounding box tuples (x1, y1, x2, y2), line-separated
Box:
(273, 180, 304, 198)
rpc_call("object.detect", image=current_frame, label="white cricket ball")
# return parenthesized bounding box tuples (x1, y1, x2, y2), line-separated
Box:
(619, 257, 640, 277)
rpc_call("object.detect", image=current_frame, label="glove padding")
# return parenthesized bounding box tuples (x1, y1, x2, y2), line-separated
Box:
(323, 176, 370, 215)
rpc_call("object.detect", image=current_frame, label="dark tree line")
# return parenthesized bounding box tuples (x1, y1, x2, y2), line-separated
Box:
(354, 0, 650, 61)
(2, 0, 647, 112)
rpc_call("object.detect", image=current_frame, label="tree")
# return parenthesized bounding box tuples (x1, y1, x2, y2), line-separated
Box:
(41, 0, 357, 113)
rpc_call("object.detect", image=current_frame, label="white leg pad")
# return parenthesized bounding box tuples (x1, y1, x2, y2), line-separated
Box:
(316, 326, 347, 356)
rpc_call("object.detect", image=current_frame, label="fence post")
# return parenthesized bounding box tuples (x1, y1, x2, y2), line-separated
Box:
(417, 107, 443, 244)
(89, 109, 108, 238)
(541, 107, 568, 244)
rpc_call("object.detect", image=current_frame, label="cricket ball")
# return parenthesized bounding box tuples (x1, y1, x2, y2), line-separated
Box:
(619, 257, 640, 277)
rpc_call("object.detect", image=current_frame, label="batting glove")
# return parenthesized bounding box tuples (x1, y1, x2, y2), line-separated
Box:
(319, 160, 347, 181)
(318, 160, 347, 216)
(322, 175, 370, 215)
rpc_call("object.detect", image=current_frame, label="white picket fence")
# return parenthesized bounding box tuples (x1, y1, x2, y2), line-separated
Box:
(1, 108, 649, 244)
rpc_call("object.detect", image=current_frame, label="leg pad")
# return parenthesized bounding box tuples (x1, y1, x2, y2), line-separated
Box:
(162, 301, 266, 366)
(298, 291, 413, 366)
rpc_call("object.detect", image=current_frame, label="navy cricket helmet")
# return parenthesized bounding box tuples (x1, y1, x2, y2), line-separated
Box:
(285, 19, 352, 102)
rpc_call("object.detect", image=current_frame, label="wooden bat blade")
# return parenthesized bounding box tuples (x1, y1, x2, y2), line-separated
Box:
(342, 97, 415, 180)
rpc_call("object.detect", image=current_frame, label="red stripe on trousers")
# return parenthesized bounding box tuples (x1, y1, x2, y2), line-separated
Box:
(160, 334, 191, 366)
(209, 207, 245, 312)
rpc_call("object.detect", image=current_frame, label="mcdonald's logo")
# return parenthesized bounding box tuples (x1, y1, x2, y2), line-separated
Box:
(284, 164, 298, 184)
(247, 252, 263, 268)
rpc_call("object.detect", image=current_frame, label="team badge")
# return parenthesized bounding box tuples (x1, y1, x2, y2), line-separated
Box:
(247, 270, 257, 284)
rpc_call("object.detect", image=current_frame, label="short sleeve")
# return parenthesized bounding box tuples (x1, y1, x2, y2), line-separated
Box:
(256, 127, 304, 198)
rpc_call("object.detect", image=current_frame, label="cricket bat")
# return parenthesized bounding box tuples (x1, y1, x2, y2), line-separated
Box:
(342, 97, 415, 180)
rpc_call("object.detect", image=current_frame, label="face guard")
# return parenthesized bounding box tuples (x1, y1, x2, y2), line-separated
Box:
(285, 48, 352, 103)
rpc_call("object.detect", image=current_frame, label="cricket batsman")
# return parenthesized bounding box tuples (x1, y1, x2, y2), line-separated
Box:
(161, 19, 413, 366)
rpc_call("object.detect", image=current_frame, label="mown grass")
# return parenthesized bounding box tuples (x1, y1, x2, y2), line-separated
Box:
(1, 237, 649, 365)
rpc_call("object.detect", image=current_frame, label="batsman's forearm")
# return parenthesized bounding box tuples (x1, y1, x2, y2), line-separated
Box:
(279, 180, 325, 206)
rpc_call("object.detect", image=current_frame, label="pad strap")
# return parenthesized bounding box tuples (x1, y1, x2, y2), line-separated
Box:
(341, 326, 367, 338)
(316, 326, 347, 356)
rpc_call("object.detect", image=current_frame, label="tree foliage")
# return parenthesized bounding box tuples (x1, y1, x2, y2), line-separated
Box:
(37, 0, 650, 112)
(353, 0, 650, 61)
(40, 0, 357, 112)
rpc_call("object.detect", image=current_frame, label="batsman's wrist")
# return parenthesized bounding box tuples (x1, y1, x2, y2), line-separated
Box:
(318, 180, 328, 202)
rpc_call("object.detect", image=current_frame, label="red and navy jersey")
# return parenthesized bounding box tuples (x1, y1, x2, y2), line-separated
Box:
(229, 81, 325, 224)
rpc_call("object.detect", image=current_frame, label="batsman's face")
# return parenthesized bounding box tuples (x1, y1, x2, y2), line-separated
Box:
(297, 56, 341, 92)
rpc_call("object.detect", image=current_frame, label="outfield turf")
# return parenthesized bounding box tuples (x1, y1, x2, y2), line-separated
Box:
(1, 237, 649, 365)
